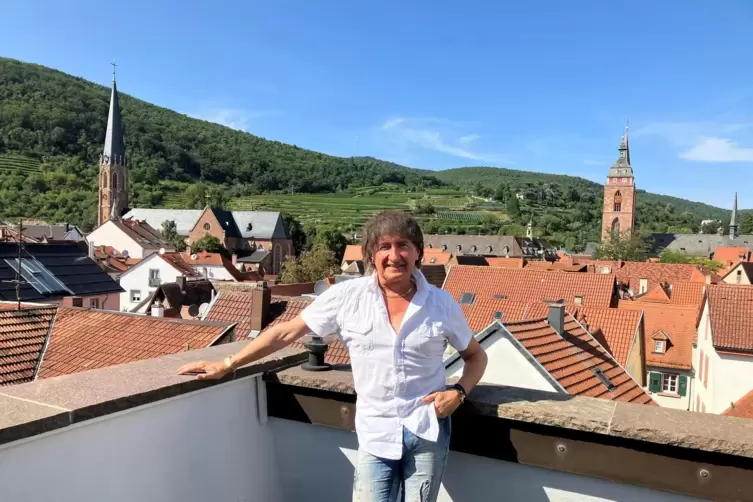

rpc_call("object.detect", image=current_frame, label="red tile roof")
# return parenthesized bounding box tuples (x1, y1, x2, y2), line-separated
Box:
(638, 284, 671, 303)
(485, 257, 525, 268)
(204, 292, 350, 365)
(37, 308, 234, 379)
(0, 307, 57, 385)
(159, 252, 202, 277)
(618, 301, 698, 370)
(117, 219, 171, 249)
(714, 247, 752, 268)
(180, 251, 258, 282)
(707, 284, 753, 352)
(444, 265, 616, 308)
(668, 282, 706, 309)
(524, 262, 587, 272)
(724, 388, 753, 419)
(614, 262, 707, 291)
(342, 245, 362, 262)
(502, 316, 653, 405)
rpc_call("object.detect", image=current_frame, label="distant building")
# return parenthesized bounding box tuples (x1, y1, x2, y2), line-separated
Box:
(602, 126, 636, 241)
(97, 66, 129, 226)
(87, 218, 174, 260)
(423, 235, 556, 260)
(0, 223, 84, 243)
(720, 262, 753, 285)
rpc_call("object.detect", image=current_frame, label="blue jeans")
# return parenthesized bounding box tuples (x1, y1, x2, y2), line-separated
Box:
(353, 417, 451, 502)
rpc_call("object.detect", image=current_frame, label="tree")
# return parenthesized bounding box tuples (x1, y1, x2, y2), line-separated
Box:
(493, 183, 508, 202)
(505, 195, 521, 218)
(282, 213, 306, 256)
(312, 225, 351, 263)
(280, 243, 339, 284)
(593, 234, 649, 262)
(739, 213, 753, 234)
(700, 220, 721, 234)
(473, 182, 484, 196)
(161, 220, 187, 252)
(659, 250, 725, 273)
(190, 234, 229, 258)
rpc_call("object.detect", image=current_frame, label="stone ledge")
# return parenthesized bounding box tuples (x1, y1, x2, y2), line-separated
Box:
(0, 342, 306, 446)
(264, 366, 753, 459)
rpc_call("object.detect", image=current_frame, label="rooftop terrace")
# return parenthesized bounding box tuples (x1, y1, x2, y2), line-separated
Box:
(1, 341, 752, 501)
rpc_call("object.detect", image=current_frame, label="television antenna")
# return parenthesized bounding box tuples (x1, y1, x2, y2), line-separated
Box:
(1, 220, 27, 310)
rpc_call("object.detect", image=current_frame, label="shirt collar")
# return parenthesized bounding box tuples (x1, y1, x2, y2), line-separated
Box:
(369, 268, 430, 301)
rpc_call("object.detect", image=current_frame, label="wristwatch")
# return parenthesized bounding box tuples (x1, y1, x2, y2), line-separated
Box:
(447, 383, 467, 404)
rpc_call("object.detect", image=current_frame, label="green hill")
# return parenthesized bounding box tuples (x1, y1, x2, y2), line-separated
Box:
(0, 57, 736, 247)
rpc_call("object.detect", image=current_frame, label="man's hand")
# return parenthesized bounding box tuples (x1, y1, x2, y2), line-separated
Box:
(421, 389, 462, 418)
(177, 360, 230, 380)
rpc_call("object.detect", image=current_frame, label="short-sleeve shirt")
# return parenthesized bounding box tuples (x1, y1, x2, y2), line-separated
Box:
(300, 269, 473, 460)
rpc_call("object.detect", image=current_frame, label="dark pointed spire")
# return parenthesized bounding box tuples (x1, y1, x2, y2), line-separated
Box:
(102, 61, 125, 165)
(608, 122, 633, 178)
(729, 192, 739, 239)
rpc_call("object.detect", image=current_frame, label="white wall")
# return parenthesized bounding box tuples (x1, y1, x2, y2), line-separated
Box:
(692, 300, 712, 412)
(87, 220, 148, 259)
(0, 377, 283, 502)
(197, 264, 235, 281)
(269, 418, 704, 502)
(118, 255, 182, 311)
(447, 332, 558, 393)
(646, 367, 693, 410)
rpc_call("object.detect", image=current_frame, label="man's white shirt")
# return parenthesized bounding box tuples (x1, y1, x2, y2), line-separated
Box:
(301, 269, 473, 460)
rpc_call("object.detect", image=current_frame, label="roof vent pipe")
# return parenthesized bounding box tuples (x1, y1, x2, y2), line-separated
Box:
(301, 336, 331, 371)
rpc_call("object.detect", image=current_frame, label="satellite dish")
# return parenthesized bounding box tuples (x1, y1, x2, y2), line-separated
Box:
(121, 249, 129, 258)
(198, 302, 210, 316)
(159, 247, 166, 255)
(187, 304, 200, 317)
(314, 280, 330, 295)
(191, 253, 198, 260)
(110, 249, 119, 256)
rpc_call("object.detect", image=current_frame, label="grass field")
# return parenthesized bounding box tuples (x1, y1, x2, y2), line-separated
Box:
(0, 155, 41, 175)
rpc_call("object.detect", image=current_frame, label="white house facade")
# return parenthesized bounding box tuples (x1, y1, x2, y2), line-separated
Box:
(117, 254, 198, 312)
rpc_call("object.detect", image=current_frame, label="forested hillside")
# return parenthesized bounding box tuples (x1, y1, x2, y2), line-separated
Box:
(0, 57, 735, 242)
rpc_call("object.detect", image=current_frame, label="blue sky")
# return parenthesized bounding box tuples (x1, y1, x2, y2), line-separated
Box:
(3, 0, 753, 208)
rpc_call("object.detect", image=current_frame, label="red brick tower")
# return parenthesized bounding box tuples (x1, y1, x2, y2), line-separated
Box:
(601, 126, 635, 241)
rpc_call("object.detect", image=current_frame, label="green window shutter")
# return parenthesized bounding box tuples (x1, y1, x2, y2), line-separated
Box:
(649, 372, 661, 393)
(679, 375, 688, 396)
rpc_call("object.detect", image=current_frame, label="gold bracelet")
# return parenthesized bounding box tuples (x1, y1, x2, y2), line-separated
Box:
(223, 356, 234, 370)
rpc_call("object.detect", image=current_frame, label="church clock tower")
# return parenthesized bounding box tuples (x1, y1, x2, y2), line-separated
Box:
(98, 63, 129, 227)
(601, 125, 635, 242)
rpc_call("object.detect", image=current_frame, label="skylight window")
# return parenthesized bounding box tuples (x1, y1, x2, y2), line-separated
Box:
(592, 367, 616, 392)
(494, 311, 504, 320)
(493, 294, 507, 300)
(459, 293, 475, 305)
(5, 258, 69, 295)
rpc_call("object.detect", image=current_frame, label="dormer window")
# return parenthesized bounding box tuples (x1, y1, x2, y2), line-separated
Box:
(470, 245, 477, 253)
(441, 244, 448, 251)
(639, 278, 648, 294)
(486, 246, 493, 253)
(654, 340, 665, 353)
(459, 293, 475, 305)
(456, 245, 462, 252)
(574, 296, 583, 305)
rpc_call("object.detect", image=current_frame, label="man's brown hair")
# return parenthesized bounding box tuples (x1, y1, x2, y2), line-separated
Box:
(362, 211, 424, 272)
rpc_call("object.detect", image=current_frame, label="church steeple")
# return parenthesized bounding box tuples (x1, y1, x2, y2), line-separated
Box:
(97, 61, 129, 227)
(601, 124, 636, 242)
(608, 123, 633, 178)
(729, 192, 739, 239)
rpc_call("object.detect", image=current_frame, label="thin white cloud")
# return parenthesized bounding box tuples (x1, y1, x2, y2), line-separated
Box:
(188, 107, 280, 132)
(457, 134, 480, 145)
(680, 137, 753, 162)
(378, 117, 504, 163)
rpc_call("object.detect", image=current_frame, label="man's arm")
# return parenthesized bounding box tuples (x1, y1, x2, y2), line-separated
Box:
(456, 337, 488, 395)
(177, 316, 310, 380)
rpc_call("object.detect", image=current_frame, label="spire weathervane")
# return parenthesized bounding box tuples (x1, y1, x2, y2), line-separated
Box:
(111, 59, 117, 82)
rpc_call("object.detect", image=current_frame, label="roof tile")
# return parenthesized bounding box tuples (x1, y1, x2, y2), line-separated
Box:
(707, 284, 753, 352)
(0, 307, 57, 385)
(724, 388, 753, 419)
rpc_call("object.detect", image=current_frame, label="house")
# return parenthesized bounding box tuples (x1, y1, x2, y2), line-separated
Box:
(620, 281, 707, 311)
(122, 207, 292, 274)
(140, 278, 215, 319)
(0, 222, 85, 243)
(0, 242, 123, 310)
(117, 251, 202, 312)
(444, 304, 653, 405)
(182, 250, 258, 282)
(86, 218, 174, 260)
(619, 301, 699, 410)
(202, 282, 350, 365)
(423, 234, 557, 260)
(35, 307, 236, 379)
(713, 247, 752, 269)
(720, 262, 753, 285)
(693, 284, 753, 414)
(91, 245, 142, 279)
(0, 307, 57, 386)
(443, 265, 617, 308)
(454, 297, 645, 385)
(612, 261, 709, 296)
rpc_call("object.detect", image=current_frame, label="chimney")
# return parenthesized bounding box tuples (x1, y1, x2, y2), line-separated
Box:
(705, 273, 712, 285)
(547, 303, 565, 336)
(87, 240, 95, 260)
(151, 300, 164, 317)
(65, 223, 70, 233)
(249, 281, 271, 331)
(176, 275, 186, 292)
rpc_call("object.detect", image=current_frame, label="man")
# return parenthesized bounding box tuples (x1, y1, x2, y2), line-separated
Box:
(179, 211, 487, 501)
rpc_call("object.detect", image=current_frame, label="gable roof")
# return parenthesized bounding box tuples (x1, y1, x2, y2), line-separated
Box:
(0, 307, 57, 385)
(707, 284, 753, 353)
(651, 233, 753, 255)
(342, 245, 362, 262)
(158, 252, 202, 277)
(122, 209, 287, 240)
(0, 223, 83, 243)
(148, 280, 215, 317)
(116, 219, 171, 250)
(638, 284, 671, 303)
(37, 308, 234, 379)
(614, 262, 707, 292)
(485, 257, 525, 268)
(667, 282, 707, 309)
(618, 301, 698, 370)
(714, 247, 752, 267)
(524, 261, 587, 272)
(499, 316, 653, 405)
(180, 251, 256, 282)
(0, 243, 123, 301)
(208, 208, 241, 238)
(443, 265, 615, 308)
(724, 389, 753, 419)
(422, 249, 452, 266)
(721, 262, 753, 282)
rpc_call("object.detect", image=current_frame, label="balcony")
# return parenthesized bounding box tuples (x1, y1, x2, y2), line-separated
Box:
(148, 277, 161, 287)
(1, 342, 752, 501)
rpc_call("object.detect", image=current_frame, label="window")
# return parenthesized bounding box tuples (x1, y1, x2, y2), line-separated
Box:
(130, 290, 141, 303)
(574, 296, 583, 305)
(459, 293, 475, 305)
(203, 222, 211, 231)
(148, 269, 160, 286)
(112, 172, 118, 191)
(456, 245, 462, 252)
(4, 258, 69, 295)
(493, 294, 507, 300)
(493, 311, 504, 320)
(653, 340, 664, 353)
(737, 270, 742, 284)
(470, 245, 477, 253)
(90, 298, 99, 309)
(639, 278, 648, 294)
(611, 218, 620, 238)
(486, 246, 493, 253)
(613, 191, 622, 212)
(661, 374, 678, 393)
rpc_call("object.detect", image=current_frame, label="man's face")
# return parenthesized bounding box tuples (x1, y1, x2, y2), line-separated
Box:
(374, 234, 419, 284)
